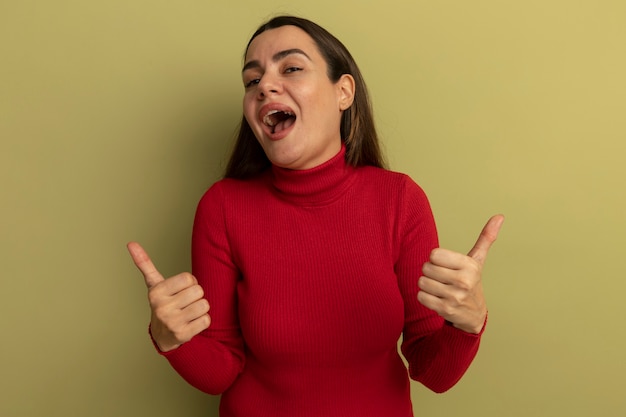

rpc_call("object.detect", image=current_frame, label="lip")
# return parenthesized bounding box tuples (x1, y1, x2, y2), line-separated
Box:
(258, 103, 297, 141)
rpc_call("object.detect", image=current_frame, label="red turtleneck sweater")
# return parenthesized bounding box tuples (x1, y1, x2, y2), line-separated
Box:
(157, 147, 484, 416)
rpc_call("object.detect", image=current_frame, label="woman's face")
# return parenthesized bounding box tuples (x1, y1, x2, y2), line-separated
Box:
(242, 25, 354, 170)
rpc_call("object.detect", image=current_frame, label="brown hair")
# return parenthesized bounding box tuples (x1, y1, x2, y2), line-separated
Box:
(225, 15, 386, 178)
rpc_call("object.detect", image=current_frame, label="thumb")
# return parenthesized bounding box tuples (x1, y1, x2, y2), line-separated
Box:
(127, 242, 165, 289)
(467, 214, 505, 264)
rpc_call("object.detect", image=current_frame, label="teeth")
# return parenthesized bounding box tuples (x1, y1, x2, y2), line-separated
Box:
(263, 110, 280, 127)
(263, 110, 294, 127)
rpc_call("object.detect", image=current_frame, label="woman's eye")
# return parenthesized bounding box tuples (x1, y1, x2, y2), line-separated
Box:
(245, 78, 260, 88)
(285, 67, 302, 74)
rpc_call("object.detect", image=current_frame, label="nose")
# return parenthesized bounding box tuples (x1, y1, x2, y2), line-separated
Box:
(257, 73, 281, 99)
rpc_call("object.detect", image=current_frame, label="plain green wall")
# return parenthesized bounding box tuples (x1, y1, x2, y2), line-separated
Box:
(2, 1, 625, 416)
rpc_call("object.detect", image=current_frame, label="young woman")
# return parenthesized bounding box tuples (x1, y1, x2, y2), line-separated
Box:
(128, 15, 504, 417)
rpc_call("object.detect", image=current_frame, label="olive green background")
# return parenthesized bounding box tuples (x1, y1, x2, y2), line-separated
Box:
(2, 1, 625, 416)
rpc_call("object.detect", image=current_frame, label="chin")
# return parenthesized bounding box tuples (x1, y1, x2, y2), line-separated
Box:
(260, 140, 305, 168)
(267, 154, 304, 170)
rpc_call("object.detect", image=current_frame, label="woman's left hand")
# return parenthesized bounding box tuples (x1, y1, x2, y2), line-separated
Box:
(417, 215, 504, 334)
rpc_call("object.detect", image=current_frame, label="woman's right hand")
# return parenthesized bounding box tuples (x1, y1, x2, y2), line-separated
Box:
(127, 242, 211, 352)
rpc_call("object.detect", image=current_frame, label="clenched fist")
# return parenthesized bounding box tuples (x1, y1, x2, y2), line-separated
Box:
(418, 215, 504, 334)
(127, 242, 211, 352)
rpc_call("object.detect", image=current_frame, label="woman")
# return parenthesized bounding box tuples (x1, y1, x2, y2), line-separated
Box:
(128, 15, 504, 417)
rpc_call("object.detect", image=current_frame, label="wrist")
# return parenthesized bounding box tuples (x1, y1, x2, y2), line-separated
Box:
(148, 324, 180, 352)
(451, 311, 488, 334)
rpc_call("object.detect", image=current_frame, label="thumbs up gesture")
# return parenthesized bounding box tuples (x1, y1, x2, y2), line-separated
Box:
(127, 242, 211, 352)
(417, 215, 504, 334)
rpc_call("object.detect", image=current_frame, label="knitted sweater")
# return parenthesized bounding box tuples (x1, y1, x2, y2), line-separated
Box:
(158, 146, 483, 417)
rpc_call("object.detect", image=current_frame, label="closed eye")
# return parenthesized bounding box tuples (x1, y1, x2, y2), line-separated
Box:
(243, 64, 303, 88)
(244, 78, 260, 88)
(285, 67, 302, 74)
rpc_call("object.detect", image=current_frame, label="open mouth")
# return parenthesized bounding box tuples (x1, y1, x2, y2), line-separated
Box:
(263, 110, 296, 135)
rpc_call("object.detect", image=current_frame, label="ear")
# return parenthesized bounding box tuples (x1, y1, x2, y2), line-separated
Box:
(337, 74, 356, 111)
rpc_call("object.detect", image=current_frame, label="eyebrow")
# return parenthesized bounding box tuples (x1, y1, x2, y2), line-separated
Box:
(242, 48, 311, 73)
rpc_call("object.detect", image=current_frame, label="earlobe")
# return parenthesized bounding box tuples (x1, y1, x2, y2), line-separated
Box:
(337, 74, 356, 111)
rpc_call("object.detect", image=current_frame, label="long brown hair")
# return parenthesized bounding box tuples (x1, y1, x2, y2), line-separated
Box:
(225, 16, 386, 179)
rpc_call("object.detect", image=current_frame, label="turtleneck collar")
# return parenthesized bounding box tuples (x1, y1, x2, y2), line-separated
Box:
(270, 145, 356, 206)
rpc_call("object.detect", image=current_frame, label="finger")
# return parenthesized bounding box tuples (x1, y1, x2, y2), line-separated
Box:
(428, 248, 470, 270)
(127, 241, 165, 289)
(165, 281, 205, 309)
(418, 275, 451, 298)
(159, 314, 210, 351)
(151, 269, 195, 290)
(467, 214, 505, 264)
(185, 314, 211, 339)
(417, 289, 444, 314)
(422, 260, 471, 285)
(182, 298, 211, 320)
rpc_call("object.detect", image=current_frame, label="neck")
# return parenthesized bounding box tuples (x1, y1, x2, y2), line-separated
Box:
(270, 145, 355, 206)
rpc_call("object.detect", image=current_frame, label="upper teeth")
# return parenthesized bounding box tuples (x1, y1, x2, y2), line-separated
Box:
(263, 110, 293, 127)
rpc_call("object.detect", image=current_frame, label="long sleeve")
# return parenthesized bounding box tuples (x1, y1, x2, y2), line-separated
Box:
(147, 146, 485, 415)
(395, 177, 484, 393)
(156, 182, 245, 394)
